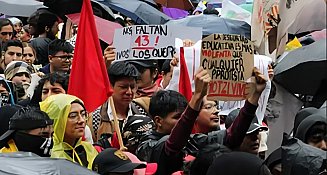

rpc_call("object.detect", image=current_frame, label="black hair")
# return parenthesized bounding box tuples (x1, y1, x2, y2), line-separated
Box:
(203, 9, 219, 15)
(115, 18, 126, 27)
(27, 9, 58, 36)
(0, 18, 13, 31)
(161, 59, 171, 74)
(12, 106, 51, 121)
(30, 72, 69, 106)
(190, 144, 231, 175)
(11, 106, 52, 134)
(2, 40, 23, 53)
(71, 99, 86, 112)
(48, 39, 74, 56)
(149, 90, 188, 119)
(108, 61, 139, 86)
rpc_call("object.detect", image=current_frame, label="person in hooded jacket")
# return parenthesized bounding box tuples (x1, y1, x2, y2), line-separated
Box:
(292, 107, 319, 135)
(295, 113, 327, 150)
(0, 107, 53, 157)
(40, 94, 98, 169)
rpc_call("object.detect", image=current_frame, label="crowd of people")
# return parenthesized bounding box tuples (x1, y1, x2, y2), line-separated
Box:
(0, 1, 326, 175)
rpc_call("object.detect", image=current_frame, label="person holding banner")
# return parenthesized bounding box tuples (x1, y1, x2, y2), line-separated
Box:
(193, 96, 220, 134)
(136, 67, 211, 175)
(185, 67, 267, 156)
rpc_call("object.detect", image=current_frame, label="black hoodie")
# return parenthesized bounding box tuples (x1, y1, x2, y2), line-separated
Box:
(295, 113, 327, 142)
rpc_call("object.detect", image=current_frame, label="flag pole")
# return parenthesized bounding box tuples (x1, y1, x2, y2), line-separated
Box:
(109, 96, 127, 151)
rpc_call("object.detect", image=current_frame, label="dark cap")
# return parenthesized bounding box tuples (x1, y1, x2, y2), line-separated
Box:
(0, 107, 53, 142)
(122, 115, 155, 152)
(92, 148, 146, 174)
(128, 60, 158, 68)
(293, 107, 319, 135)
(0, 105, 22, 136)
(225, 108, 268, 134)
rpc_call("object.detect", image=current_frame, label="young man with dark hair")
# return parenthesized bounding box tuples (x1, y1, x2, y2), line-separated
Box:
(0, 40, 24, 74)
(0, 18, 14, 44)
(39, 39, 74, 74)
(136, 68, 211, 175)
(29, 72, 69, 106)
(88, 61, 150, 149)
(136, 67, 267, 175)
(28, 9, 59, 66)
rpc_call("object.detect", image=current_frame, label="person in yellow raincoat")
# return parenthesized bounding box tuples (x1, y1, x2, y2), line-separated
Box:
(40, 94, 98, 169)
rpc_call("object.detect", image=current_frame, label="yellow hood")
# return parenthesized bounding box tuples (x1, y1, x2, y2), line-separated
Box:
(40, 94, 98, 169)
(40, 94, 78, 145)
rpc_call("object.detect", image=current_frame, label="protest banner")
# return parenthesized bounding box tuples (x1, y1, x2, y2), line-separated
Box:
(201, 34, 254, 101)
(113, 25, 202, 60)
(114, 25, 176, 60)
(218, 54, 272, 123)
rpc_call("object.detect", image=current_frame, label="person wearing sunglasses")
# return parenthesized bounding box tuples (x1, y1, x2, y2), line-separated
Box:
(0, 18, 14, 44)
(0, 40, 24, 74)
(40, 94, 98, 169)
(39, 39, 74, 74)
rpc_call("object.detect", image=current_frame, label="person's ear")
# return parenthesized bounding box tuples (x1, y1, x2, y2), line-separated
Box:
(154, 116, 162, 128)
(48, 55, 53, 63)
(45, 26, 50, 32)
(1, 51, 5, 62)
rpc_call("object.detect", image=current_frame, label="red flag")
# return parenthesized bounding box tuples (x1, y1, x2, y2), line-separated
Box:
(179, 47, 192, 101)
(68, 0, 112, 112)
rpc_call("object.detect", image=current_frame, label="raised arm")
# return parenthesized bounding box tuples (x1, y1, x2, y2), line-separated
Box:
(165, 67, 211, 155)
(225, 67, 267, 149)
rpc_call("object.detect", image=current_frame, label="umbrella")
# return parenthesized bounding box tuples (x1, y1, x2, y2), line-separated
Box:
(281, 135, 326, 175)
(288, 0, 326, 35)
(0, 152, 99, 175)
(0, 0, 45, 17)
(66, 13, 122, 44)
(162, 7, 189, 19)
(155, 0, 193, 10)
(165, 14, 251, 38)
(43, 0, 115, 21)
(274, 39, 327, 96)
(97, 0, 171, 24)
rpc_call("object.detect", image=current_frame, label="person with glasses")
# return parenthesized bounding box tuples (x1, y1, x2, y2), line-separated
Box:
(0, 18, 14, 44)
(39, 39, 74, 74)
(0, 40, 24, 74)
(40, 94, 98, 169)
(192, 97, 220, 134)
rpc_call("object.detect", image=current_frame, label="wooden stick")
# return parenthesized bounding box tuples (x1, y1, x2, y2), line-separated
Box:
(109, 97, 127, 151)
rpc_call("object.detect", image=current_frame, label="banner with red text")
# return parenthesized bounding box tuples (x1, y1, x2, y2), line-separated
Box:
(201, 34, 254, 101)
(113, 25, 201, 60)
